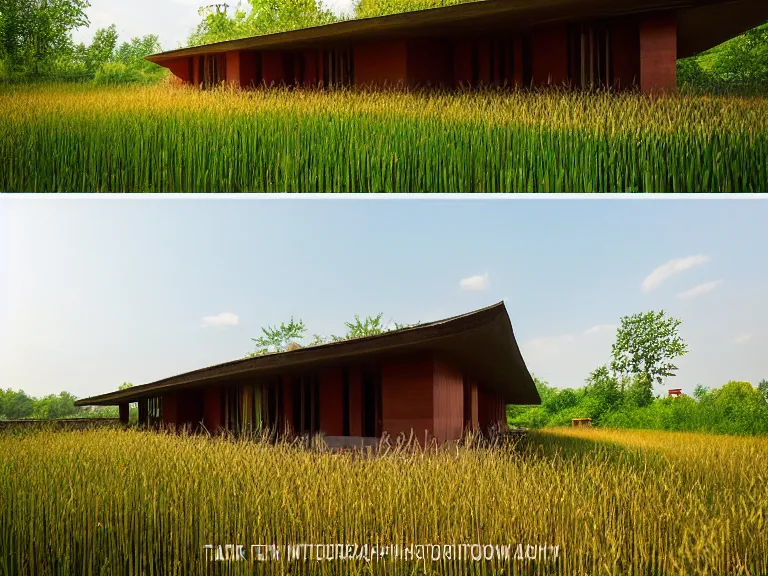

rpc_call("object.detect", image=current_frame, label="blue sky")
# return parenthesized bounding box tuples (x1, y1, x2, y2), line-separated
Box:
(71, 0, 358, 51)
(1, 198, 765, 401)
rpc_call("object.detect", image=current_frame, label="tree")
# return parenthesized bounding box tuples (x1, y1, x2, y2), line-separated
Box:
(758, 379, 768, 404)
(693, 383, 709, 401)
(246, 316, 307, 357)
(83, 23, 116, 72)
(113, 33, 161, 72)
(189, 0, 337, 45)
(610, 310, 688, 401)
(118, 382, 133, 390)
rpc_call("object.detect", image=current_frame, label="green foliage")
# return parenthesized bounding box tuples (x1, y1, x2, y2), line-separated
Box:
(343, 313, 385, 338)
(611, 310, 688, 403)
(678, 22, 768, 94)
(189, 0, 338, 46)
(510, 376, 768, 436)
(0, 388, 120, 420)
(0, 0, 89, 75)
(5, 85, 768, 192)
(354, 0, 471, 18)
(246, 316, 307, 356)
(758, 379, 768, 404)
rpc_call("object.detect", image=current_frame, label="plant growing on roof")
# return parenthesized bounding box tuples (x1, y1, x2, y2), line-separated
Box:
(246, 316, 306, 357)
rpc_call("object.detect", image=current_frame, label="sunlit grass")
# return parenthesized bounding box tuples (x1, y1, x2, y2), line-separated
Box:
(1, 83, 766, 192)
(0, 427, 765, 575)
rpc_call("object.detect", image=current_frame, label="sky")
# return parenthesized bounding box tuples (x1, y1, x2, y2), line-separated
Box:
(70, 0, 357, 50)
(1, 198, 766, 401)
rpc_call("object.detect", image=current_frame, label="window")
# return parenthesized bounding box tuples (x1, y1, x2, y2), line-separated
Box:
(323, 47, 354, 88)
(568, 22, 612, 89)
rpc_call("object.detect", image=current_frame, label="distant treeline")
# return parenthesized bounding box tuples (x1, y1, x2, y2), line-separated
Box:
(509, 373, 768, 436)
(0, 388, 122, 420)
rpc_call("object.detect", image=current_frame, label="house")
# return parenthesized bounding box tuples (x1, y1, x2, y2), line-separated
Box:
(146, 0, 768, 93)
(668, 388, 683, 397)
(74, 302, 539, 445)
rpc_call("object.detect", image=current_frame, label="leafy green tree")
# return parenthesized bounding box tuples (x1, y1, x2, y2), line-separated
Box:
(83, 23, 116, 72)
(757, 379, 768, 404)
(189, 0, 337, 45)
(26, 0, 89, 74)
(693, 383, 709, 401)
(113, 33, 161, 72)
(0, 388, 34, 419)
(246, 316, 307, 357)
(611, 310, 688, 401)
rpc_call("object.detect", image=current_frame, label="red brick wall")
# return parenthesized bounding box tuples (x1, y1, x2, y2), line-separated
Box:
(303, 50, 319, 86)
(192, 55, 201, 86)
(319, 368, 344, 436)
(203, 387, 221, 433)
(262, 52, 290, 86)
(433, 358, 464, 443)
(612, 18, 640, 89)
(165, 57, 191, 84)
(163, 392, 178, 427)
(381, 353, 434, 443)
(348, 366, 363, 436)
(477, 38, 491, 85)
(514, 37, 523, 86)
(239, 51, 260, 87)
(406, 39, 452, 88)
(453, 39, 473, 88)
(354, 40, 407, 88)
(532, 24, 568, 87)
(639, 13, 677, 92)
(226, 51, 241, 86)
(478, 386, 506, 433)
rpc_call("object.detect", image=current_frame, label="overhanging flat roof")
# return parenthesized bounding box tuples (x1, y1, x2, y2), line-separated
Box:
(75, 302, 540, 406)
(146, 0, 768, 63)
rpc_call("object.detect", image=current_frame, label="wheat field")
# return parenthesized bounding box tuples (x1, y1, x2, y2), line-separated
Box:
(0, 426, 765, 575)
(1, 83, 767, 192)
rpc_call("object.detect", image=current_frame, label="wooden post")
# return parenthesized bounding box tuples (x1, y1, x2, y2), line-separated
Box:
(118, 402, 129, 425)
(138, 398, 148, 427)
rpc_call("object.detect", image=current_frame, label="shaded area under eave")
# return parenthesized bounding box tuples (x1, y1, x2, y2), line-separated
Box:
(75, 302, 541, 407)
(145, 0, 768, 63)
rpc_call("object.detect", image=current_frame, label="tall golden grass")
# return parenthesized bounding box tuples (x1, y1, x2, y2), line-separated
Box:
(0, 427, 765, 575)
(1, 83, 766, 192)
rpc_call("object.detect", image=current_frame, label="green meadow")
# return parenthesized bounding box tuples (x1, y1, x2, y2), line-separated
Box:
(1, 427, 766, 575)
(2, 83, 767, 192)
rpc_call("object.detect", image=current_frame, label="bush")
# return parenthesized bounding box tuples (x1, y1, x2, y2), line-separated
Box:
(93, 62, 160, 85)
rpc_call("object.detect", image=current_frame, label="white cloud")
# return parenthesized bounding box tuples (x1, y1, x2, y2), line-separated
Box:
(459, 272, 489, 292)
(642, 254, 710, 292)
(583, 324, 617, 336)
(677, 280, 722, 300)
(732, 333, 753, 345)
(201, 312, 239, 328)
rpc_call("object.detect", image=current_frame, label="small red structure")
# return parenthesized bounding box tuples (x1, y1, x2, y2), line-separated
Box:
(75, 303, 540, 445)
(146, 0, 768, 94)
(668, 389, 683, 398)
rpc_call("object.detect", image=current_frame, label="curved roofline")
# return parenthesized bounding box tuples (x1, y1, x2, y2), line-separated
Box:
(145, 0, 767, 64)
(75, 301, 540, 406)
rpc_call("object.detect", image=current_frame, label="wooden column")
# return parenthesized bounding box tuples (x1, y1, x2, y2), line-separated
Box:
(639, 13, 677, 92)
(137, 398, 148, 427)
(118, 402, 129, 425)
